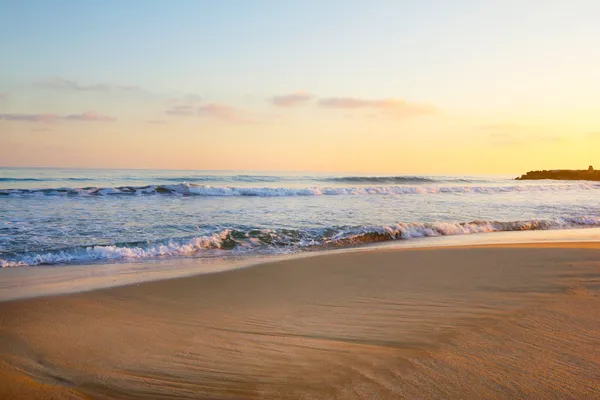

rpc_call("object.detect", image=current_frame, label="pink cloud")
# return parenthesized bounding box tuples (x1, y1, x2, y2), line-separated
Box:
(197, 103, 257, 123)
(0, 113, 59, 122)
(0, 112, 115, 123)
(164, 100, 259, 124)
(271, 92, 314, 107)
(64, 112, 116, 121)
(318, 97, 437, 118)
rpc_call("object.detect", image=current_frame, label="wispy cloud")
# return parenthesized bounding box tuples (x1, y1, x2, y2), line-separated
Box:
(40, 77, 150, 96)
(0, 113, 59, 122)
(64, 112, 116, 121)
(43, 77, 110, 92)
(0, 111, 116, 123)
(197, 103, 257, 123)
(479, 122, 564, 145)
(271, 92, 314, 107)
(318, 97, 437, 118)
(164, 93, 204, 116)
(182, 94, 202, 104)
(165, 104, 196, 116)
(165, 101, 258, 124)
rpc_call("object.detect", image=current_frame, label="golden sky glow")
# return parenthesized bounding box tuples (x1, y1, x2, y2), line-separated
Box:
(1, 1, 600, 173)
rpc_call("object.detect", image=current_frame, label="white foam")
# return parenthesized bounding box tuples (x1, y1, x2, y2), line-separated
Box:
(2, 182, 600, 197)
(3, 217, 600, 267)
(0, 230, 235, 268)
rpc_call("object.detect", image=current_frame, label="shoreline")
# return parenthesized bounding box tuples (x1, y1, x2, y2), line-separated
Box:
(2, 227, 600, 302)
(1, 242, 599, 398)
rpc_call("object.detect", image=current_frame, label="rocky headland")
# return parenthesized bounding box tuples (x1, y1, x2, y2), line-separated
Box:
(516, 166, 600, 181)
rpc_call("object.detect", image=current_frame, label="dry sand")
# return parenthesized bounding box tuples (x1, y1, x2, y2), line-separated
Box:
(0, 243, 599, 399)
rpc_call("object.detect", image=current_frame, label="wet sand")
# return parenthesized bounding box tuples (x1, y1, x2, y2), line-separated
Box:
(1, 243, 599, 399)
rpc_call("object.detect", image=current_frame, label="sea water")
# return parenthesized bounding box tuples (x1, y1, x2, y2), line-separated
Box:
(1, 167, 600, 267)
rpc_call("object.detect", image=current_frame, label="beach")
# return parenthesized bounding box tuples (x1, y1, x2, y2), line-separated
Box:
(4, 0, 600, 397)
(1, 243, 599, 399)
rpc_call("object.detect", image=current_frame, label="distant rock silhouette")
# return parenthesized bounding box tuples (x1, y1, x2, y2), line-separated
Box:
(516, 168, 600, 181)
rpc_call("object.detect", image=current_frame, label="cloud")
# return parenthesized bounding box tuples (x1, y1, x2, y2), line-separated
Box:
(318, 97, 437, 118)
(64, 112, 116, 121)
(42, 77, 110, 92)
(182, 94, 202, 104)
(164, 101, 259, 123)
(271, 92, 314, 107)
(0, 113, 59, 122)
(0, 111, 116, 123)
(116, 85, 151, 96)
(479, 122, 564, 145)
(147, 120, 168, 125)
(31, 127, 52, 132)
(166, 94, 203, 106)
(40, 77, 150, 96)
(165, 104, 196, 116)
(164, 94, 203, 115)
(197, 103, 257, 123)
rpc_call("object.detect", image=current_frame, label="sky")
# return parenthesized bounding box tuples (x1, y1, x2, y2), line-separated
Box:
(1, 0, 600, 174)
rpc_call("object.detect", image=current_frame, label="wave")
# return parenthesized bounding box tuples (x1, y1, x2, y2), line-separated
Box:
(0, 175, 286, 184)
(0, 174, 486, 185)
(3, 216, 600, 267)
(0, 177, 95, 182)
(158, 175, 284, 183)
(325, 176, 437, 184)
(0, 177, 46, 182)
(322, 176, 493, 184)
(1, 182, 599, 197)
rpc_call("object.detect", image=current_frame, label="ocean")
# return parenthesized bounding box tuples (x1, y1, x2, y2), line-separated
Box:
(1, 167, 600, 268)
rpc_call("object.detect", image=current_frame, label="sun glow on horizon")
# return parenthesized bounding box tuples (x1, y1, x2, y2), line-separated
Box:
(1, 1, 600, 173)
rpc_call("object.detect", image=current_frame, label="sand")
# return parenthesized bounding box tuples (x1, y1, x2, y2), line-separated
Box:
(0, 243, 599, 399)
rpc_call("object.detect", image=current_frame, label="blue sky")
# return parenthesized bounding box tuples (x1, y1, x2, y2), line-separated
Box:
(4, 0, 598, 106)
(1, 0, 600, 171)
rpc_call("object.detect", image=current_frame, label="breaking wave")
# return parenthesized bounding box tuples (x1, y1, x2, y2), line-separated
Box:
(0, 175, 479, 184)
(325, 176, 437, 183)
(3, 216, 600, 267)
(0, 177, 46, 182)
(1, 182, 600, 197)
(321, 176, 486, 184)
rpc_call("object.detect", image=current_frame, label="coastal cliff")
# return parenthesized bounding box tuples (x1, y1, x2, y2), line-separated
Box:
(516, 167, 600, 181)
